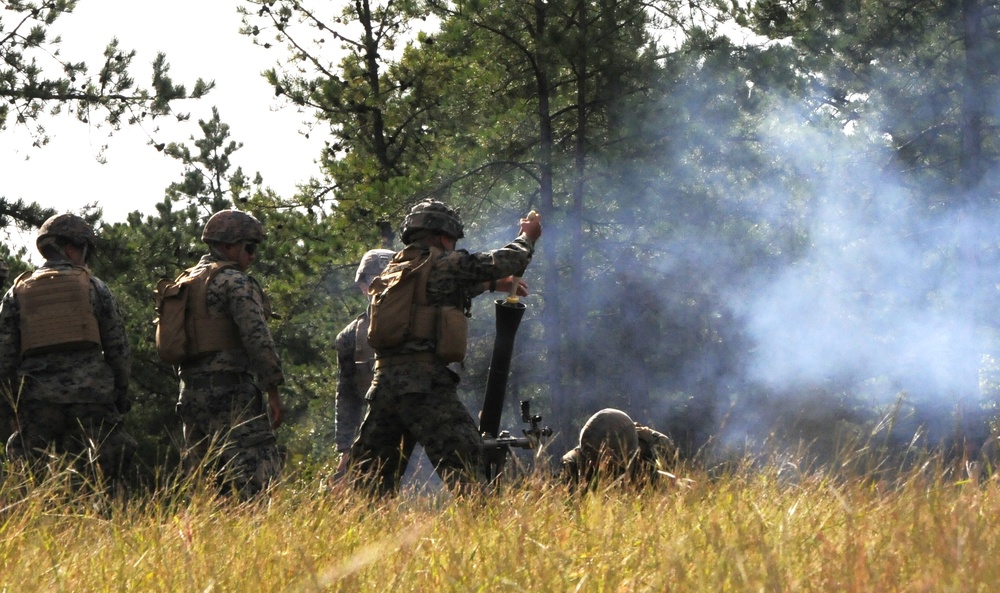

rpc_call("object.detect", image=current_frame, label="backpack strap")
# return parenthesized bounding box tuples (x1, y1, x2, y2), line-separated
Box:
(410, 247, 441, 339)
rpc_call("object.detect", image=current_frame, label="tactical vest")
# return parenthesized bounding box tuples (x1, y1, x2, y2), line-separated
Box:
(184, 261, 244, 356)
(369, 245, 468, 362)
(14, 266, 102, 355)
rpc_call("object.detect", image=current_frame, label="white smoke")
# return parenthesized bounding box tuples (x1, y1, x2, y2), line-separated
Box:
(731, 107, 997, 423)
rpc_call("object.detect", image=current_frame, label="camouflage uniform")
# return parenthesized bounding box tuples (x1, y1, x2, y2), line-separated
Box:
(334, 316, 368, 454)
(0, 215, 135, 482)
(175, 211, 283, 499)
(349, 201, 535, 495)
(334, 249, 394, 455)
(561, 408, 675, 491)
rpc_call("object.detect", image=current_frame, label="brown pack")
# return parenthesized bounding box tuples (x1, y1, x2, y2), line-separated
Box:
(366, 247, 436, 350)
(154, 261, 241, 364)
(153, 276, 189, 364)
(435, 305, 468, 363)
(367, 246, 468, 362)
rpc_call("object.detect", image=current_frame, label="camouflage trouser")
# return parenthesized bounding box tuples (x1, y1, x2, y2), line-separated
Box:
(349, 366, 483, 495)
(5, 401, 136, 483)
(177, 379, 282, 499)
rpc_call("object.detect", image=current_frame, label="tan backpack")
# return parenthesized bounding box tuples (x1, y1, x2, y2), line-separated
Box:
(154, 262, 241, 364)
(366, 247, 435, 350)
(367, 246, 468, 362)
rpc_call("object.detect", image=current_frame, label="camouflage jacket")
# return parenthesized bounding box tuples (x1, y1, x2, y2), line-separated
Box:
(334, 313, 369, 451)
(0, 260, 131, 406)
(177, 254, 284, 391)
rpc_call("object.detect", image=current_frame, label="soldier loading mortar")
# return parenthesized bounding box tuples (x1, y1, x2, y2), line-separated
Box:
(347, 200, 542, 496)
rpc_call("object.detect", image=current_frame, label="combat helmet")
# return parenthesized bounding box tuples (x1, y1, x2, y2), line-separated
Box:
(36, 213, 97, 255)
(401, 199, 464, 244)
(355, 249, 395, 285)
(579, 408, 639, 467)
(201, 209, 265, 245)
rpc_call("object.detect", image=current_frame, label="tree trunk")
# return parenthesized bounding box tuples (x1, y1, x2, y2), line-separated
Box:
(959, 0, 986, 194)
(530, 0, 569, 453)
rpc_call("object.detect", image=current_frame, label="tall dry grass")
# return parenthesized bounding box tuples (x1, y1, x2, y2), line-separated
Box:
(1, 448, 999, 592)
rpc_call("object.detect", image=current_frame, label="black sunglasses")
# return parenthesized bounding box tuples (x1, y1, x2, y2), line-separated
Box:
(245, 242, 259, 255)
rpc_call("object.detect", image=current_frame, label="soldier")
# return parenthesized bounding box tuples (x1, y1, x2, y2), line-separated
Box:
(561, 408, 676, 491)
(333, 248, 400, 474)
(0, 214, 135, 485)
(173, 209, 285, 499)
(348, 199, 541, 495)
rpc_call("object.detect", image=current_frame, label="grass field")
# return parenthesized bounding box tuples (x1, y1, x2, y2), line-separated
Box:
(1, 451, 997, 592)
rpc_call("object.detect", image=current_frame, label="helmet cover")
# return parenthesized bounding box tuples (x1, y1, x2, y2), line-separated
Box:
(201, 209, 266, 245)
(579, 408, 639, 466)
(355, 249, 395, 285)
(36, 213, 96, 254)
(401, 199, 464, 244)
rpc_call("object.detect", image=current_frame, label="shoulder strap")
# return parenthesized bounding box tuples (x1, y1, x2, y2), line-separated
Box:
(11, 270, 32, 288)
(414, 246, 441, 306)
(405, 246, 443, 343)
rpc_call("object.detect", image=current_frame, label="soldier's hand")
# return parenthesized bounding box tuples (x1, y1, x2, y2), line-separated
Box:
(495, 276, 528, 297)
(267, 389, 285, 429)
(519, 210, 541, 244)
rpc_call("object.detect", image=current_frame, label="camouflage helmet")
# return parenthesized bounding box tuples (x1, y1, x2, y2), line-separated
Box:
(579, 408, 639, 466)
(401, 199, 464, 244)
(355, 249, 395, 285)
(36, 213, 96, 253)
(201, 209, 265, 245)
